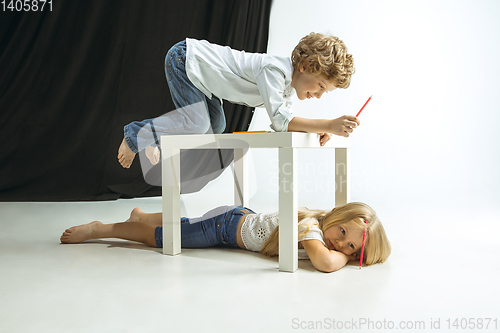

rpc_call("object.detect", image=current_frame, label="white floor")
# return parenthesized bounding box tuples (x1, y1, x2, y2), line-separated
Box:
(1, 197, 499, 333)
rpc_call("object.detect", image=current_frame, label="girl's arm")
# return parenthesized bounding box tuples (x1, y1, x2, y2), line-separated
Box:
(301, 239, 355, 273)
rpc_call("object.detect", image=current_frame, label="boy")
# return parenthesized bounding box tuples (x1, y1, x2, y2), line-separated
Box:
(118, 32, 359, 168)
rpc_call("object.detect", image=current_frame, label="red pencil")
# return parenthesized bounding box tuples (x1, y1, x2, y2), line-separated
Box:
(356, 95, 372, 117)
(359, 220, 367, 269)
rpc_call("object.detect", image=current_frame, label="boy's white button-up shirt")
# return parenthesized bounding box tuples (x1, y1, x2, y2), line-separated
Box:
(185, 38, 295, 132)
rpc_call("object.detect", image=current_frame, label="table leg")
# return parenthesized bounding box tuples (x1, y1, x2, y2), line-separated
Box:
(279, 147, 298, 272)
(234, 148, 248, 207)
(161, 146, 181, 255)
(335, 148, 350, 206)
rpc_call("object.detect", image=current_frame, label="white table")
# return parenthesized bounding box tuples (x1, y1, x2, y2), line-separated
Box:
(160, 132, 350, 272)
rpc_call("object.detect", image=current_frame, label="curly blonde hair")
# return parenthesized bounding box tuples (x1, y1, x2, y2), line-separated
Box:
(291, 32, 355, 89)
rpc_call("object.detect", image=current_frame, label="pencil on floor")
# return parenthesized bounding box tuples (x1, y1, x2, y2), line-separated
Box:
(359, 220, 367, 269)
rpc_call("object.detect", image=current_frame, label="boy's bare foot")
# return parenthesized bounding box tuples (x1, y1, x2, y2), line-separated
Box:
(118, 138, 136, 168)
(125, 207, 143, 223)
(145, 146, 160, 165)
(60, 221, 103, 244)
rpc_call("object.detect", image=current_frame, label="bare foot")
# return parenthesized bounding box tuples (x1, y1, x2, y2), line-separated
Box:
(117, 138, 136, 168)
(60, 221, 103, 244)
(145, 146, 160, 165)
(125, 207, 143, 223)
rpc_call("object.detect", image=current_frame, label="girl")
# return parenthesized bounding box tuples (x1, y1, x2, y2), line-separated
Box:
(60, 202, 390, 273)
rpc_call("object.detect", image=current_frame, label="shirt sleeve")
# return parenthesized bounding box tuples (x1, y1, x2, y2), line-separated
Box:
(298, 218, 326, 245)
(255, 66, 294, 132)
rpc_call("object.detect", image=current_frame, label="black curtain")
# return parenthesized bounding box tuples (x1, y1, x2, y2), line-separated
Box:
(0, 0, 272, 201)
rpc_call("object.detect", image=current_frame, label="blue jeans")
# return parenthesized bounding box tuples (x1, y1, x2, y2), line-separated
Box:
(154, 206, 255, 248)
(124, 40, 226, 153)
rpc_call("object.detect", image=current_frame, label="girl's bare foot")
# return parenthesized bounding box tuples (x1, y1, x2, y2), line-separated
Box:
(118, 138, 136, 168)
(125, 207, 143, 223)
(145, 146, 160, 165)
(60, 221, 103, 244)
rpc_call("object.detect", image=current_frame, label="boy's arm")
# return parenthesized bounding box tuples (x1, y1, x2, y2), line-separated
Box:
(287, 116, 360, 138)
(301, 239, 355, 273)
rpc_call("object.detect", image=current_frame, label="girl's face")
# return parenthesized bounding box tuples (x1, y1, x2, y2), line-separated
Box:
(291, 63, 337, 100)
(323, 221, 365, 256)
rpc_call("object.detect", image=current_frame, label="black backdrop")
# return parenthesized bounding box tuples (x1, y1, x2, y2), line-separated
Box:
(0, 0, 272, 201)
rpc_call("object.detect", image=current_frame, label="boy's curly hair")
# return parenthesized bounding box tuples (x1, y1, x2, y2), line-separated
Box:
(291, 32, 355, 89)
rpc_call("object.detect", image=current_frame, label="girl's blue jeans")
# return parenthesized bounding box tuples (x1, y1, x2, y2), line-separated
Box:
(154, 206, 255, 248)
(124, 40, 226, 153)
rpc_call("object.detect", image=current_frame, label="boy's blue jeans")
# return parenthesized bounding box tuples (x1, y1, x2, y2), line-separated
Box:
(154, 206, 255, 248)
(124, 40, 226, 153)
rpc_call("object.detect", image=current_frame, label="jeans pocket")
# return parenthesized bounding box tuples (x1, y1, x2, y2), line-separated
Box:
(174, 56, 186, 77)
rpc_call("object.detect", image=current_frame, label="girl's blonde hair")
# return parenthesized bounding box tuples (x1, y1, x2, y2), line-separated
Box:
(291, 32, 355, 89)
(260, 202, 391, 266)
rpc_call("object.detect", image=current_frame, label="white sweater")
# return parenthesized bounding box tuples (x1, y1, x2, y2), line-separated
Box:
(185, 38, 295, 132)
(240, 212, 326, 260)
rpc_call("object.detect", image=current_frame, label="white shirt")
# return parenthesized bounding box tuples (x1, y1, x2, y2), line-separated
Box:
(240, 212, 326, 260)
(185, 38, 295, 132)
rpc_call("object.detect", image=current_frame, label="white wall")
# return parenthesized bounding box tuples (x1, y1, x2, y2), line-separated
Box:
(248, 0, 500, 214)
(182, 0, 500, 217)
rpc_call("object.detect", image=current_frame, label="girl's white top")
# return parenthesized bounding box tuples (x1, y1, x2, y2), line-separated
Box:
(185, 38, 295, 132)
(240, 212, 326, 260)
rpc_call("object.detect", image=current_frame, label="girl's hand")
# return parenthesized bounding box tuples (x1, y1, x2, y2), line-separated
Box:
(329, 116, 360, 137)
(335, 251, 357, 262)
(318, 133, 332, 146)
(302, 239, 351, 272)
(347, 254, 358, 262)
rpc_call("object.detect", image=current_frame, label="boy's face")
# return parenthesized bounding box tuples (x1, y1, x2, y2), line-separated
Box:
(291, 62, 337, 100)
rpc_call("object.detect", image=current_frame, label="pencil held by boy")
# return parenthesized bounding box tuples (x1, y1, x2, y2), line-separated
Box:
(60, 202, 390, 273)
(117, 32, 359, 168)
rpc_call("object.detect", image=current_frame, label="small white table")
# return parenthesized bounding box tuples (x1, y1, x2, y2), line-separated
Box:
(160, 132, 350, 272)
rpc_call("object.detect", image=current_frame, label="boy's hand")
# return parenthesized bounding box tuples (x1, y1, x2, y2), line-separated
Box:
(329, 116, 360, 137)
(318, 133, 332, 146)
